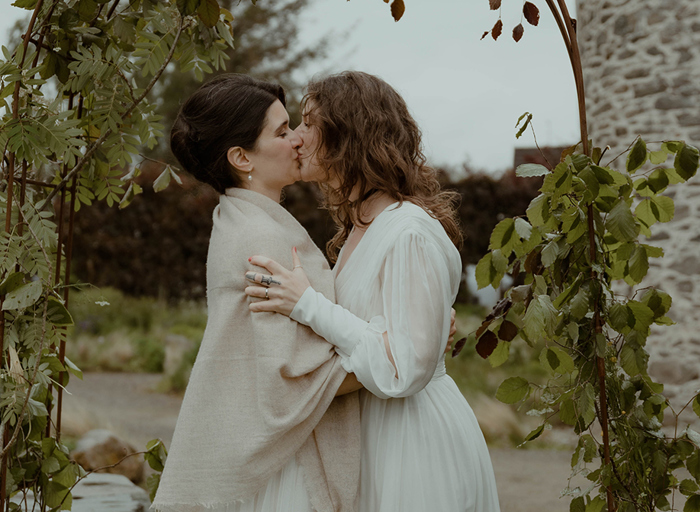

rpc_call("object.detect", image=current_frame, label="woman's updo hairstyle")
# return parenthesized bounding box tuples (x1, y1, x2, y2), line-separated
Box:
(170, 74, 286, 194)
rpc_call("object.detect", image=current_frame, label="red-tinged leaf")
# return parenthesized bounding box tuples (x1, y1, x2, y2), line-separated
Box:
(491, 19, 503, 40)
(476, 330, 499, 359)
(523, 2, 540, 26)
(451, 337, 467, 358)
(513, 23, 524, 42)
(489, 0, 501, 9)
(383, 0, 389, 3)
(481, 30, 490, 40)
(475, 318, 494, 339)
(390, 0, 405, 21)
(498, 320, 519, 342)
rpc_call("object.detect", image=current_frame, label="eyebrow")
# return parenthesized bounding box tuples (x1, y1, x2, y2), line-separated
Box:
(274, 120, 289, 134)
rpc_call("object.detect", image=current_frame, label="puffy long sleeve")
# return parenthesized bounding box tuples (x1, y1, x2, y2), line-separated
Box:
(291, 230, 453, 399)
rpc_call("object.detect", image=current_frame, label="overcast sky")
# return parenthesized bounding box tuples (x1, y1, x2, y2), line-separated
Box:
(0, 0, 580, 175)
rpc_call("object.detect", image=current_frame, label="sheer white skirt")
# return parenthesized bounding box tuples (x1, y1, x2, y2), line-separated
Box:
(357, 372, 500, 512)
(229, 457, 312, 512)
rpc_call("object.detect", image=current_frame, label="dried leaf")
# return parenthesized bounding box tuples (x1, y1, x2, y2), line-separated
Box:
(390, 0, 405, 21)
(476, 330, 499, 359)
(475, 318, 494, 339)
(489, 0, 501, 10)
(491, 19, 503, 40)
(480, 30, 490, 40)
(451, 337, 467, 358)
(498, 320, 519, 342)
(513, 23, 524, 42)
(523, 1, 540, 26)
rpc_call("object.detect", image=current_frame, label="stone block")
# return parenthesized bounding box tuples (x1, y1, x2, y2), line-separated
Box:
(72, 429, 144, 484)
(649, 359, 700, 385)
(670, 255, 700, 276)
(655, 96, 693, 110)
(634, 79, 667, 97)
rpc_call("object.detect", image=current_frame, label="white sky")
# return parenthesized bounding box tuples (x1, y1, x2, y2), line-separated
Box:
(0, 0, 580, 175)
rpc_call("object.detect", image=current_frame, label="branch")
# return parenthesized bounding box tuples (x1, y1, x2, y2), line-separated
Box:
(41, 16, 186, 210)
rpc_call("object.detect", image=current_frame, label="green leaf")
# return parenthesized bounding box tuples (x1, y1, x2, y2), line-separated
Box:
(488, 340, 510, 368)
(680, 479, 700, 497)
(675, 143, 700, 181)
(649, 150, 668, 165)
(41, 456, 61, 474)
(685, 495, 700, 512)
(514, 217, 532, 240)
(526, 194, 549, 227)
(627, 301, 655, 331)
(147, 473, 161, 503)
(475, 253, 492, 290)
(647, 168, 670, 193)
(3, 281, 42, 310)
(0, 272, 24, 295)
(608, 303, 630, 332)
(541, 240, 559, 267)
(693, 395, 700, 419)
(177, 0, 200, 15)
(64, 356, 83, 380)
(489, 218, 516, 253)
(627, 137, 647, 173)
(515, 163, 549, 177)
(688, 450, 700, 482)
(496, 377, 530, 404)
(47, 297, 74, 326)
(153, 167, 172, 193)
(559, 398, 578, 426)
(515, 112, 532, 139)
(570, 496, 585, 512)
(620, 343, 646, 376)
(578, 383, 596, 428)
(586, 496, 606, 512)
(636, 195, 676, 226)
(520, 424, 544, 445)
(11, 0, 38, 8)
(627, 245, 648, 283)
(551, 346, 575, 374)
(197, 0, 220, 28)
(78, 0, 98, 21)
(606, 199, 639, 242)
(523, 295, 557, 341)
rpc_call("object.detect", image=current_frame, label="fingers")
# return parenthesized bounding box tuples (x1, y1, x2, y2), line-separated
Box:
(249, 255, 286, 275)
(245, 286, 268, 299)
(451, 307, 456, 321)
(245, 272, 282, 286)
(292, 247, 302, 269)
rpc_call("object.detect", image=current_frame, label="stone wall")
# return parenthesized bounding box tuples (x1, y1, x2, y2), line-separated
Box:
(577, 0, 700, 415)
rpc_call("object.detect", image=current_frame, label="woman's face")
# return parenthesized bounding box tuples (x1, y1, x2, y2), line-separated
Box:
(295, 101, 338, 187)
(244, 99, 302, 194)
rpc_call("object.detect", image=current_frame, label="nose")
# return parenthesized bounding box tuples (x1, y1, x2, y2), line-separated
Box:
(290, 129, 302, 150)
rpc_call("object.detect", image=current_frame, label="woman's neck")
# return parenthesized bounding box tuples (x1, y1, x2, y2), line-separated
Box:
(354, 192, 397, 226)
(245, 182, 282, 203)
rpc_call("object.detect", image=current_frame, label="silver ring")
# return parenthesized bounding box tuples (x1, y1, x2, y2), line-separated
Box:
(265, 288, 269, 300)
(293, 265, 303, 269)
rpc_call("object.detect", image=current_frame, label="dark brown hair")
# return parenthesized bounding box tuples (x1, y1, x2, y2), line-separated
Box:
(303, 71, 463, 261)
(170, 74, 286, 194)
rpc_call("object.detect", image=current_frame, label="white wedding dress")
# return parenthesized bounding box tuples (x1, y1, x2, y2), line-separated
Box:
(291, 201, 501, 512)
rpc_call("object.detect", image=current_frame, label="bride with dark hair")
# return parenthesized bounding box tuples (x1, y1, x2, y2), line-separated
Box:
(245, 71, 501, 512)
(153, 73, 363, 512)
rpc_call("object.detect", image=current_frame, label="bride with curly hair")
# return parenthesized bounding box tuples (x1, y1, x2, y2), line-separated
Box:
(246, 71, 501, 512)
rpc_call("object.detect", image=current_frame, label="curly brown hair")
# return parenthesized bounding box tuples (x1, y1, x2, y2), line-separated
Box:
(303, 71, 463, 262)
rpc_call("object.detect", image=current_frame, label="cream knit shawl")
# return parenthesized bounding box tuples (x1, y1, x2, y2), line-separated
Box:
(152, 188, 360, 512)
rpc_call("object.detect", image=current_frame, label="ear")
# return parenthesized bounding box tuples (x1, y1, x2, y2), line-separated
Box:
(227, 146, 254, 173)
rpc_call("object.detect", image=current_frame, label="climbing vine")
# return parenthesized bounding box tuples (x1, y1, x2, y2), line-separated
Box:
(0, 0, 234, 509)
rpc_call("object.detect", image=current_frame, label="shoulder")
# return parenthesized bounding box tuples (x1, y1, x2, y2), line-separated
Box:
(380, 201, 447, 244)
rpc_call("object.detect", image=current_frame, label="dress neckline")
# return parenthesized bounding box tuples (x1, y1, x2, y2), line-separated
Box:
(334, 201, 400, 280)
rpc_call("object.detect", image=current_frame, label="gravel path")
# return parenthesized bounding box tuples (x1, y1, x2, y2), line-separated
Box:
(63, 372, 579, 511)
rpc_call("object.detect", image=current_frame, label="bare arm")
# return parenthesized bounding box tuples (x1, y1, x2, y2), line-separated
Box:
(336, 372, 363, 396)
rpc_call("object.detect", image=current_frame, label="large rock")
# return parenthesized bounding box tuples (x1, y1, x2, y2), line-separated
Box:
(72, 429, 144, 484)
